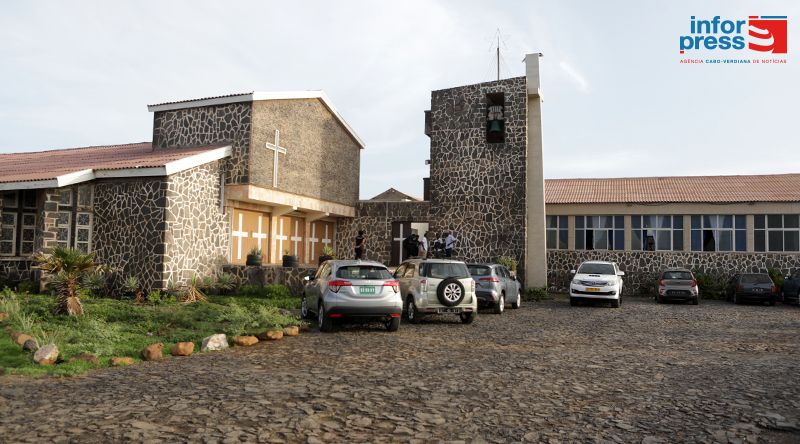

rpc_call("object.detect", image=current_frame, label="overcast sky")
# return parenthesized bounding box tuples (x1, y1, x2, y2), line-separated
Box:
(1, 1, 798, 199)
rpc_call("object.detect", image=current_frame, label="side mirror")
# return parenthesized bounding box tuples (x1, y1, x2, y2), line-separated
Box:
(617, 271, 625, 276)
(569, 270, 576, 275)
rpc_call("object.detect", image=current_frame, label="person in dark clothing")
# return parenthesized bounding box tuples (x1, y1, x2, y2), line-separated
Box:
(403, 233, 419, 258)
(354, 230, 365, 259)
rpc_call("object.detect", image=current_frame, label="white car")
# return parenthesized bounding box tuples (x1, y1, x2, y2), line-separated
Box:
(569, 261, 625, 308)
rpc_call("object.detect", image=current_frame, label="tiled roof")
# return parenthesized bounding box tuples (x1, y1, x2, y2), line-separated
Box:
(0, 142, 228, 185)
(148, 92, 253, 108)
(545, 174, 800, 204)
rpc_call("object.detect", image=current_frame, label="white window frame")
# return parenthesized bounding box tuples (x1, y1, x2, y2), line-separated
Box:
(20, 212, 36, 256)
(575, 215, 625, 250)
(690, 215, 746, 252)
(56, 211, 71, 249)
(754, 214, 800, 252)
(1, 212, 17, 256)
(632, 215, 684, 251)
(74, 212, 92, 253)
(546, 215, 568, 250)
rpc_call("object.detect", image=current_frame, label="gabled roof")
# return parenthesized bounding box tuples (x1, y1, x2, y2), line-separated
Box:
(545, 174, 800, 204)
(0, 143, 231, 190)
(368, 188, 422, 202)
(147, 90, 365, 149)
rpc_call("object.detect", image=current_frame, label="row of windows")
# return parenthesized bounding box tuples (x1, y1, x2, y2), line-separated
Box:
(0, 211, 92, 256)
(547, 214, 798, 253)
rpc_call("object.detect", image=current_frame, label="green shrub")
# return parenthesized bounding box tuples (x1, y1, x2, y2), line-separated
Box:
(524, 287, 550, 301)
(496, 256, 518, 272)
(199, 276, 217, 293)
(692, 270, 727, 300)
(768, 268, 784, 289)
(17, 280, 38, 294)
(238, 284, 292, 299)
(216, 273, 238, 294)
(121, 276, 139, 299)
(82, 271, 107, 297)
(148, 290, 162, 304)
(215, 302, 299, 336)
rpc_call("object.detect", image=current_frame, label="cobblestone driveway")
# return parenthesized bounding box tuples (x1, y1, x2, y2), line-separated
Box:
(1, 298, 799, 443)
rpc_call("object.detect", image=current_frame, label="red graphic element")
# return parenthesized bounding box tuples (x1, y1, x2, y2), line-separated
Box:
(748, 17, 788, 53)
(680, 50, 684, 54)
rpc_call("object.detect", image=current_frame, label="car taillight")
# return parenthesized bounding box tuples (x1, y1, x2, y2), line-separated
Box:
(420, 279, 428, 293)
(480, 277, 500, 282)
(328, 280, 351, 293)
(658, 279, 665, 287)
(691, 279, 698, 287)
(383, 280, 400, 293)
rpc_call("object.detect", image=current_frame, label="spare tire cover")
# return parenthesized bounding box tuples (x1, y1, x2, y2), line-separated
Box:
(437, 277, 465, 307)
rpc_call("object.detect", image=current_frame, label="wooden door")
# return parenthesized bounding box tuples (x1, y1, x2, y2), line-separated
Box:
(309, 221, 335, 262)
(230, 209, 270, 265)
(390, 221, 412, 266)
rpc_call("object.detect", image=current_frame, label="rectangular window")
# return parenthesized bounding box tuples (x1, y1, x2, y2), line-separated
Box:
(575, 216, 624, 250)
(56, 211, 71, 248)
(59, 189, 73, 206)
(754, 214, 800, 252)
(1, 212, 17, 256)
(20, 213, 36, 255)
(690, 214, 745, 252)
(74, 212, 92, 253)
(632, 215, 684, 251)
(76, 186, 92, 208)
(546, 215, 569, 249)
(2, 191, 18, 208)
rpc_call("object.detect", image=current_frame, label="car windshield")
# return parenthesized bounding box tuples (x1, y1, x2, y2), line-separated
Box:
(577, 263, 616, 275)
(467, 265, 491, 276)
(423, 262, 470, 279)
(336, 265, 392, 280)
(663, 271, 693, 280)
(740, 274, 772, 284)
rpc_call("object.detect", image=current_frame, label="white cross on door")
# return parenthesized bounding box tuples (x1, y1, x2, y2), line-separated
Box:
(321, 224, 332, 249)
(275, 218, 288, 257)
(393, 224, 405, 265)
(252, 215, 268, 256)
(265, 129, 288, 188)
(232, 212, 249, 260)
(290, 220, 303, 257)
(308, 223, 319, 257)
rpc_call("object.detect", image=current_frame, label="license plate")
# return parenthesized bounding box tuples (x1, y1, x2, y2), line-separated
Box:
(753, 288, 763, 293)
(359, 286, 376, 295)
(586, 288, 600, 292)
(438, 307, 462, 314)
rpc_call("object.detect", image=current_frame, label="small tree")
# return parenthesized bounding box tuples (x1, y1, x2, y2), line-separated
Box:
(34, 247, 106, 316)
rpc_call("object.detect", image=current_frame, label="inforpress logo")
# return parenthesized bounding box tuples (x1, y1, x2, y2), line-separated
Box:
(679, 15, 788, 54)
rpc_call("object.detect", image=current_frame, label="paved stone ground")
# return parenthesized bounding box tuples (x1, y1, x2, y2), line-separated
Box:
(1, 297, 799, 443)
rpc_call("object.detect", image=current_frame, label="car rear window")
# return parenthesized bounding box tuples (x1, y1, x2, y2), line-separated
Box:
(336, 266, 393, 280)
(663, 271, 693, 280)
(467, 265, 491, 276)
(423, 263, 470, 279)
(577, 263, 615, 275)
(740, 274, 773, 284)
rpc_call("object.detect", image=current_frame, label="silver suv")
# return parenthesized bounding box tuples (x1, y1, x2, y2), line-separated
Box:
(393, 259, 477, 324)
(302, 260, 403, 332)
(467, 263, 522, 314)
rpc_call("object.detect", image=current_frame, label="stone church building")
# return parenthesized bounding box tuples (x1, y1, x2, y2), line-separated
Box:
(2, 53, 799, 295)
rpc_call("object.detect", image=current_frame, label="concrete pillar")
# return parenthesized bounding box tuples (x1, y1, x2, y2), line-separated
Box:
(524, 53, 547, 289)
(624, 215, 632, 250)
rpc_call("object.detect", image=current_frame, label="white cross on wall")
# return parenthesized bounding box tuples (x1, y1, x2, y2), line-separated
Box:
(275, 218, 288, 256)
(232, 213, 249, 260)
(393, 224, 404, 265)
(265, 129, 288, 188)
(252, 216, 268, 254)
(308, 223, 319, 256)
(290, 220, 303, 257)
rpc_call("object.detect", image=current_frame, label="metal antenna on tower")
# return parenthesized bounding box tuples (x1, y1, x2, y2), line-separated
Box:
(496, 28, 500, 80)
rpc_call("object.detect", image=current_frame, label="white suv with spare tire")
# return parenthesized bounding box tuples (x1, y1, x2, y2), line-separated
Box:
(393, 258, 477, 324)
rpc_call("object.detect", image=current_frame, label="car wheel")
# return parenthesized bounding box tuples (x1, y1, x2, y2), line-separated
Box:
(385, 316, 400, 332)
(460, 311, 476, 324)
(493, 293, 505, 314)
(300, 296, 312, 319)
(611, 298, 621, 308)
(406, 297, 421, 324)
(318, 304, 334, 332)
(692, 297, 699, 305)
(570, 297, 577, 306)
(511, 290, 521, 309)
(436, 278, 466, 307)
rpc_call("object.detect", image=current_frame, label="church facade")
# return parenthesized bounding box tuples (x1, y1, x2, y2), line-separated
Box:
(0, 92, 364, 291)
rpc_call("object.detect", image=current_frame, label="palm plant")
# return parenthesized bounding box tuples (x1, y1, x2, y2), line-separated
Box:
(34, 247, 104, 316)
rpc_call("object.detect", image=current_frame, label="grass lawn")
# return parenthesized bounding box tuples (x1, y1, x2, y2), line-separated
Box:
(0, 289, 302, 377)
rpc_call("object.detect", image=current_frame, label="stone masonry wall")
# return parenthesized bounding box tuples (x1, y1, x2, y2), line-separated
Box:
(335, 201, 431, 265)
(250, 99, 361, 206)
(152, 103, 252, 184)
(547, 250, 800, 296)
(93, 178, 167, 291)
(222, 265, 316, 296)
(162, 162, 230, 287)
(428, 77, 528, 281)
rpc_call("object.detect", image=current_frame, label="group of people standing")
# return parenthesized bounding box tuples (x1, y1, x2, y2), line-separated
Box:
(354, 229, 458, 261)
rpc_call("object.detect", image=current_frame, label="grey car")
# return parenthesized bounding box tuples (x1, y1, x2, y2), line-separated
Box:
(656, 268, 699, 305)
(467, 263, 522, 314)
(302, 260, 403, 332)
